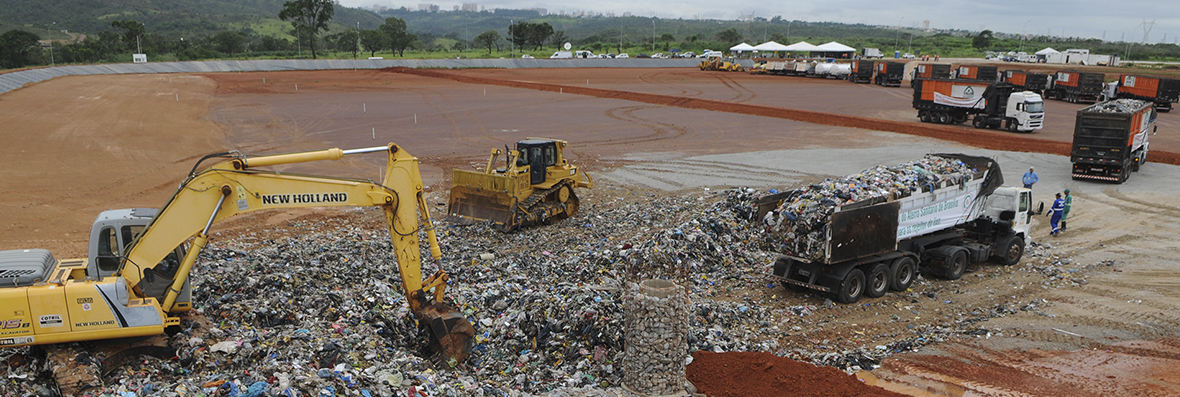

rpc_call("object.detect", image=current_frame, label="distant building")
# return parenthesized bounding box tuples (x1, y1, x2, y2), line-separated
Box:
(529, 7, 548, 15)
(922, 20, 931, 32)
(623, 12, 632, 17)
(417, 3, 439, 12)
(461, 3, 478, 12)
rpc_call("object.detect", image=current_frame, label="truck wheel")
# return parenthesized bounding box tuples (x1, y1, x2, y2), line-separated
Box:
(934, 112, 947, 124)
(918, 110, 932, 123)
(972, 116, 986, 129)
(889, 257, 917, 291)
(943, 250, 968, 280)
(865, 263, 889, 298)
(1006, 120, 1018, 132)
(997, 237, 1025, 265)
(836, 269, 865, 304)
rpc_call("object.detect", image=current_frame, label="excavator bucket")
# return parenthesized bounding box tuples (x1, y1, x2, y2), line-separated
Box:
(416, 302, 476, 365)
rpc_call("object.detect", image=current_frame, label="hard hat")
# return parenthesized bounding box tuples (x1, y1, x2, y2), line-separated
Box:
(1064, 188, 1070, 193)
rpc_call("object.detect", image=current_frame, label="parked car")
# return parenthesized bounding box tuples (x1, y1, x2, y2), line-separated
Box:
(637, 53, 651, 58)
(902, 53, 916, 59)
(551, 51, 573, 59)
(617, 53, 629, 59)
(521, 54, 534, 59)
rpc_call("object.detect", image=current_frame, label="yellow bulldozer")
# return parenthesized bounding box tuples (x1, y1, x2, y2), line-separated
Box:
(698, 56, 745, 72)
(448, 138, 593, 232)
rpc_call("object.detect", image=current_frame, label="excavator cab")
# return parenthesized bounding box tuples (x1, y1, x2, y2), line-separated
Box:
(448, 138, 593, 232)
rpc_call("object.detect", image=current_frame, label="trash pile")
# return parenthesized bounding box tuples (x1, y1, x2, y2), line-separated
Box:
(0, 183, 1079, 396)
(760, 155, 976, 262)
(1086, 98, 1150, 113)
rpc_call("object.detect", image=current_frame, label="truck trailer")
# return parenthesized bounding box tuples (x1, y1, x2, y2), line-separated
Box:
(874, 61, 906, 87)
(1002, 70, 1051, 93)
(1114, 75, 1180, 112)
(912, 79, 1044, 132)
(1045, 70, 1105, 103)
(1071, 99, 1156, 183)
(955, 65, 998, 82)
(910, 63, 953, 87)
(759, 154, 1038, 303)
(849, 60, 874, 83)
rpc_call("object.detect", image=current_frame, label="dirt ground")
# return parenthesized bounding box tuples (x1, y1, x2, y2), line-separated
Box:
(2, 66, 1179, 396)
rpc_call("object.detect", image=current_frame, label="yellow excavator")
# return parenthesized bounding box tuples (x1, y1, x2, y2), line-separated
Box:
(448, 138, 593, 232)
(0, 144, 474, 377)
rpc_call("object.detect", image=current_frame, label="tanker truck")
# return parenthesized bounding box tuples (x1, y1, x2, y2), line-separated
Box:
(758, 154, 1040, 303)
(912, 79, 1044, 132)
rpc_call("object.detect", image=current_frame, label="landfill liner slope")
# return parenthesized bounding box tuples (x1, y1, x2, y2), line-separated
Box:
(686, 351, 906, 397)
(387, 67, 1180, 167)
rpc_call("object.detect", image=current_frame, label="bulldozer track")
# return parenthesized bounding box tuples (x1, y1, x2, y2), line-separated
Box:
(637, 71, 704, 97)
(709, 74, 756, 103)
(586, 105, 691, 146)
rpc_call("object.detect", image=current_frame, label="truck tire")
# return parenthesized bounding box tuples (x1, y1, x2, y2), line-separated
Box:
(919, 110, 932, 123)
(836, 269, 865, 304)
(937, 112, 950, 124)
(972, 116, 986, 129)
(996, 237, 1025, 266)
(889, 257, 917, 291)
(943, 249, 968, 280)
(865, 263, 889, 298)
(1006, 119, 1018, 132)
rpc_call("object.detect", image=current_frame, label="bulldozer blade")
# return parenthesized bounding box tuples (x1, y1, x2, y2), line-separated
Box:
(416, 303, 475, 366)
(447, 186, 516, 227)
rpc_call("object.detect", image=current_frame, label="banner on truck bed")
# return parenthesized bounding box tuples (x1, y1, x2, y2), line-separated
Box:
(897, 189, 974, 239)
(933, 91, 985, 109)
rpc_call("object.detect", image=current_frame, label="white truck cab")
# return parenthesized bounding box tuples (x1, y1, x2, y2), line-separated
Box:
(1006, 91, 1045, 132)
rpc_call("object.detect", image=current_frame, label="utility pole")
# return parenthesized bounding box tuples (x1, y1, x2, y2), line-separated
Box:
(47, 22, 55, 66)
(356, 22, 360, 59)
(894, 17, 904, 51)
(509, 20, 513, 57)
(652, 19, 656, 53)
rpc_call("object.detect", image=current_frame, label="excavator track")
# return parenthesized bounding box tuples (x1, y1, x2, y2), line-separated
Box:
(496, 180, 579, 232)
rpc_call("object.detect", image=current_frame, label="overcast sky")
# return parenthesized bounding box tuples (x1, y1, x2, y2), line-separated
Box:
(338, 0, 1179, 44)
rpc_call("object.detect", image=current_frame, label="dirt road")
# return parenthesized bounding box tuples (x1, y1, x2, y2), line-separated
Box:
(1, 67, 1178, 396)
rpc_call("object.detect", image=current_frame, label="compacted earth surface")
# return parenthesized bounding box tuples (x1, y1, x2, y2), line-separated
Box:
(1, 65, 1179, 396)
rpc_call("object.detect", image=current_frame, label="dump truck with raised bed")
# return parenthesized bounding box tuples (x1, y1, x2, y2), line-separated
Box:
(912, 79, 1044, 132)
(1001, 70, 1050, 93)
(874, 61, 906, 86)
(955, 65, 998, 82)
(0, 144, 476, 391)
(1044, 70, 1105, 103)
(910, 63, 952, 87)
(758, 154, 1039, 303)
(448, 138, 593, 232)
(1071, 99, 1157, 183)
(849, 60, 874, 83)
(1114, 74, 1180, 112)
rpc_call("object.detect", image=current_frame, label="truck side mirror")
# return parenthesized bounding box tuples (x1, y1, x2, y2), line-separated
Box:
(1036, 202, 1045, 215)
(1153, 125, 1158, 135)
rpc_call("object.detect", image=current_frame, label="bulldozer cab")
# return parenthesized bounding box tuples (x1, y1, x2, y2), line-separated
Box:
(516, 139, 558, 184)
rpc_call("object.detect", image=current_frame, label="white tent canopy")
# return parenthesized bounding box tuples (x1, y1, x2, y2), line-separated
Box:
(783, 41, 821, 52)
(729, 42, 756, 52)
(753, 41, 791, 52)
(1035, 47, 1060, 55)
(816, 41, 856, 52)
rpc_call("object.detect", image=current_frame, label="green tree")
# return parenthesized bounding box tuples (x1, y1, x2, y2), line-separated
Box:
(380, 17, 414, 57)
(716, 28, 742, 44)
(508, 21, 529, 51)
(279, 0, 335, 59)
(212, 31, 247, 57)
(335, 29, 359, 58)
(550, 30, 568, 49)
(474, 30, 501, 54)
(359, 29, 388, 57)
(973, 30, 994, 49)
(110, 20, 146, 52)
(527, 22, 553, 50)
(0, 30, 41, 69)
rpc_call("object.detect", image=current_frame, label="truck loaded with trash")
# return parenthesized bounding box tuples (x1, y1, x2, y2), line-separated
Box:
(756, 154, 1040, 303)
(1070, 99, 1156, 183)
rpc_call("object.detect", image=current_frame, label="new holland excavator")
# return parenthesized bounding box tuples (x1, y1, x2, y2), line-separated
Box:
(0, 144, 475, 389)
(447, 138, 593, 232)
